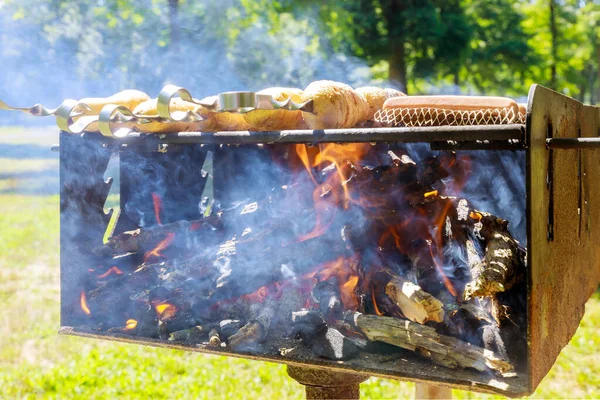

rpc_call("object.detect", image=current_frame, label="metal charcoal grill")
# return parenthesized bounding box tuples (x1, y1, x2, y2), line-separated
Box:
(57, 85, 600, 398)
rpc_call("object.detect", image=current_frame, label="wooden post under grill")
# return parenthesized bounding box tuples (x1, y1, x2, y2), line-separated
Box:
(415, 384, 452, 399)
(287, 366, 368, 400)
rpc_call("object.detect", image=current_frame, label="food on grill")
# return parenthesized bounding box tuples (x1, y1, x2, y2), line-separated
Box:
(133, 98, 206, 133)
(376, 95, 521, 127)
(78, 89, 150, 132)
(243, 87, 306, 131)
(355, 86, 405, 120)
(197, 96, 251, 131)
(301, 80, 370, 129)
(81, 89, 151, 114)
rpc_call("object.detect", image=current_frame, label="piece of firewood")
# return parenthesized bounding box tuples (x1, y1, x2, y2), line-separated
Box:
(208, 328, 221, 346)
(227, 320, 266, 350)
(95, 217, 223, 256)
(351, 313, 513, 374)
(385, 277, 445, 324)
(463, 212, 525, 300)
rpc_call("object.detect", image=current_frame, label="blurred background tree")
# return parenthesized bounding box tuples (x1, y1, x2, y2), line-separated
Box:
(0, 0, 598, 124)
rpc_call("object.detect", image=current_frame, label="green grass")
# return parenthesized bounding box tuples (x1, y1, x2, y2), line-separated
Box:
(0, 127, 598, 399)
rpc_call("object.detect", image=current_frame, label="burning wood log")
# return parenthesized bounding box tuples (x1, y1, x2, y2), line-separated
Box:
(384, 276, 445, 324)
(351, 313, 513, 374)
(463, 212, 525, 300)
(311, 277, 343, 319)
(95, 216, 223, 256)
(212, 234, 346, 303)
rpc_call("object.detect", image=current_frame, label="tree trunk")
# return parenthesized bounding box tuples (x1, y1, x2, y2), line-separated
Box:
(168, 0, 180, 52)
(389, 40, 408, 94)
(549, 0, 558, 91)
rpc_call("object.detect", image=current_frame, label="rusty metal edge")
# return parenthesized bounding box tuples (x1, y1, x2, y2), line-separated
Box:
(526, 84, 600, 394)
(525, 84, 536, 396)
(58, 326, 528, 397)
(71, 125, 526, 145)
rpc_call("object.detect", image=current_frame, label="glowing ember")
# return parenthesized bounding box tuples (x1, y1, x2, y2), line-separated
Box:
(152, 192, 163, 225)
(470, 211, 483, 220)
(424, 190, 438, 198)
(80, 291, 91, 316)
(315, 257, 360, 311)
(154, 303, 177, 320)
(144, 232, 175, 262)
(124, 319, 138, 330)
(97, 266, 123, 279)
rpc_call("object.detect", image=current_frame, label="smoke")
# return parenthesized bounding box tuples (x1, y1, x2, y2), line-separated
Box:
(0, 1, 384, 126)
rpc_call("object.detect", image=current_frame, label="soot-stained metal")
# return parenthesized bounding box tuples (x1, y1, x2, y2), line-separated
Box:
(57, 85, 600, 398)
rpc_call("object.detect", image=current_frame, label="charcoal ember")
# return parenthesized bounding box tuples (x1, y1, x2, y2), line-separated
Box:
(291, 309, 327, 337)
(371, 151, 418, 186)
(419, 156, 449, 188)
(444, 307, 485, 348)
(308, 327, 360, 361)
(219, 319, 244, 339)
(168, 325, 209, 342)
(311, 277, 343, 318)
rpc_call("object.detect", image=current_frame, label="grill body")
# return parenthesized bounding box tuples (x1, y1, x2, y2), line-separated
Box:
(58, 85, 600, 397)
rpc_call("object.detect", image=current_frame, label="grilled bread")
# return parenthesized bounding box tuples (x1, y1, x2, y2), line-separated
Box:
(132, 98, 206, 133)
(301, 80, 370, 129)
(78, 89, 150, 132)
(356, 86, 406, 120)
(243, 87, 306, 131)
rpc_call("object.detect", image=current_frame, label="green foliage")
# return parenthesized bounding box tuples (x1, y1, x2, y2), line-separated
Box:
(0, 1, 598, 104)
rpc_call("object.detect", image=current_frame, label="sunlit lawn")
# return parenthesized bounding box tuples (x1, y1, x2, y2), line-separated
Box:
(0, 127, 598, 399)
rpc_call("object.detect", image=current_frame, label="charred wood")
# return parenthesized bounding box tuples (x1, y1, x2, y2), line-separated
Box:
(219, 319, 244, 340)
(311, 277, 343, 319)
(351, 313, 513, 374)
(384, 276, 445, 324)
(168, 325, 210, 342)
(96, 217, 223, 256)
(228, 321, 266, 351)
(208, 328, 221, 346)
(463, 213, 525, 300)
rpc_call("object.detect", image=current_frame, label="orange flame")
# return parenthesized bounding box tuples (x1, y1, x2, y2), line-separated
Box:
(97, 266, 123, 279)
(429, 199, 458, 297)
(371, 287, 383, 316)
(469, 211, 483, 221)
(152, 192, 163, 226)
(428, 242, 457, 297)
(293, 143, 370, 243)
(144, 232, 175, 262)
(80, 291, 91, 315)
(315, 257, 360, 311)
(124, 319, 138, 330)
(424, 190, 438, 198)
(154, 303, 177, 320)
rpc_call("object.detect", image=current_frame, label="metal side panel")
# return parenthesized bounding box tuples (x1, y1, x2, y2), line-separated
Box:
(526, 85, 600, 392)
(60, 132, 114, 327)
